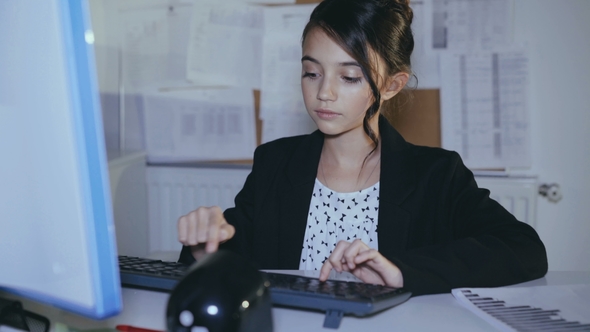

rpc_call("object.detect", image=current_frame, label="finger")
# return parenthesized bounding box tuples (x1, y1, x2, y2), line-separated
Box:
(218, 223, 235, 242)
(353, 248, 381, 265)
(190, 243, 207, 261)
(205, 218, 220, 253)
(327, 241, 351, 273)
(209, 205, 223, 215)
(195, 207, 210, 243)
(205, 208, 226, 253)
(343, 239, 369, 270)
(319, 259, 333, 281)
(179, 212, 194, 246)
(177, 215, 188, 244)
(340, 263, 351, 272)
(353, 249, 403, 287)
(186, 210, 201, 245)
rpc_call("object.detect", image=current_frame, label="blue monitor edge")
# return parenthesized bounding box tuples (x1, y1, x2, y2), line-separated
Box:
(0, 0, 122, 319)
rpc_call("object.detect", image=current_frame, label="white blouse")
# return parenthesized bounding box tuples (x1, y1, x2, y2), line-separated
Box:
(299, 178, 380, 271)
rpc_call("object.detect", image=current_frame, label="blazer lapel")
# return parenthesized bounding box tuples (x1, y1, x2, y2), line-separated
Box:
(378, 116, 417, 257)
(277, 131, 324, 268)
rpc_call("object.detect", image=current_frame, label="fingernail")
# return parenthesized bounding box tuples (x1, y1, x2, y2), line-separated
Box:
(219, 230, 228, 241)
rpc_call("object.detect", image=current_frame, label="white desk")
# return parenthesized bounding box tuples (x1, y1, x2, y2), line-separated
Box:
(4, 271, 589, 332)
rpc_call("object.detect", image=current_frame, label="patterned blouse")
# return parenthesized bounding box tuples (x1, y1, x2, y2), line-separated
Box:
(299, 178, 380, 270)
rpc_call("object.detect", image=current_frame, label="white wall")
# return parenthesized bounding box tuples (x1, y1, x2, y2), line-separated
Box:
(513, 0, 590, 271)
(90, 0, 590, 271)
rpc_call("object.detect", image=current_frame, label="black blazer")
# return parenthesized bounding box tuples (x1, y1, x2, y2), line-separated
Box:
(180, 116, 548, 296)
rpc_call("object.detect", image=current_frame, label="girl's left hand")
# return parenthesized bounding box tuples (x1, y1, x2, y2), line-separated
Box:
(319, 239, 404, 288)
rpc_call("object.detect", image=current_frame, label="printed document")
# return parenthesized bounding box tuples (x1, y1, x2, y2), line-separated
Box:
(186, 1, 264, 89)
(453, 285, 590, 332)
(431, 0, 514, 51)
(142, 87, 257, 162)
(440, 51, 531, 169)
(410, 0, 440, 89)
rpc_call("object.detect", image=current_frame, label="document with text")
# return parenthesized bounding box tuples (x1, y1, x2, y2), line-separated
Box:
(142, 87, 257, 162)
(440, 50, 531, 169)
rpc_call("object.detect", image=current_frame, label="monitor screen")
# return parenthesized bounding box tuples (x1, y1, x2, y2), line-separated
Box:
(0, 0, 122, 319)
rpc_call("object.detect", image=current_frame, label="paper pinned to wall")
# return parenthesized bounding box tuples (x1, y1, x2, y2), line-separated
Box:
(260, 4, 318, 143)
(119, 1, 210, 92)
(440, 50, 531, 169)
(263, 3, 315, 34)
(260, 32, 306, 119)
(186, 1, 264, 89)
(431, 0, 514, 51)
(120, 6, 170, 91)
(260, 32, 317, 143)
(142, 87, 257, 162)
(166, 2, 195, 82)
(410, 0, 440, 89)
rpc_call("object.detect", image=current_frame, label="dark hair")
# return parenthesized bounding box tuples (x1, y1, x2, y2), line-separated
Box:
(302, 0, 414, 149)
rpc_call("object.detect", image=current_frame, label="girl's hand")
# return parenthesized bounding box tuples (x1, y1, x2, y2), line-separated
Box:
(319, 239, 404, 288)
(177, 206, 235, 260)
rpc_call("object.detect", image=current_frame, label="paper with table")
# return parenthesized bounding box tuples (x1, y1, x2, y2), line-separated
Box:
(427, 0, 531, 170)
(142, 87, 257, 162)
(452, 284, 590, 332)
(440, 50, 531, 170)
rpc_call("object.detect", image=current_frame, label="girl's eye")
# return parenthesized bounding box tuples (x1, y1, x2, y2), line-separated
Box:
(302, 72, 319, 79)
(343, 76, 362, 84)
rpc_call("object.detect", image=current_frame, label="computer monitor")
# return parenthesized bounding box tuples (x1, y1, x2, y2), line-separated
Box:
(0, 0, 122, 319)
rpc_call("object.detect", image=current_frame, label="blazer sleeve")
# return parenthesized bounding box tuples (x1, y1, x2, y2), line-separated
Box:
(387, 152, 548, 296)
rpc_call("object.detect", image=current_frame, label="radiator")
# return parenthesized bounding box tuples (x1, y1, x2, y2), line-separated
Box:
(145, 167, 538, 256)
(146, 165, 251, 256)
(474, 176, 538, 226)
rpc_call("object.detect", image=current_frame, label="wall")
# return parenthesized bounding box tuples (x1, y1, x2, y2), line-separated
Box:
(513, 0, 590, 271)
(89, 0, 590, 271)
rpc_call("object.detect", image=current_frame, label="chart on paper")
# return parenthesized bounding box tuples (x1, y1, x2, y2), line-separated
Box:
(452, 285, 590, 332)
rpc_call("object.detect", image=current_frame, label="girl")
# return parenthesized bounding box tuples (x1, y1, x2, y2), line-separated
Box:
(177, 0, 547, 296)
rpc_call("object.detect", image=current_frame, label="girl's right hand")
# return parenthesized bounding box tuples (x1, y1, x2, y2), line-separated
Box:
(177, 206, 235, 260)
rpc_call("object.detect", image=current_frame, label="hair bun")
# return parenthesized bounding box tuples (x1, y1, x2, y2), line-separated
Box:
(389, 0, 413, 24)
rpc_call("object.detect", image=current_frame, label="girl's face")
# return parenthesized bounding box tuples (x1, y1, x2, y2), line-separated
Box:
(301, 28, 376, 137)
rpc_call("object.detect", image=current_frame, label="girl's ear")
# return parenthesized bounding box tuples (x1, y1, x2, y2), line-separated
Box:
(381, 72, 409, 101)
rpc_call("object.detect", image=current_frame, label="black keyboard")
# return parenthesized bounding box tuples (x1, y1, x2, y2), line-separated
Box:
(118, 255, 189, 291)
(262, 271, 411, 328)
(118, 255, 411, 329)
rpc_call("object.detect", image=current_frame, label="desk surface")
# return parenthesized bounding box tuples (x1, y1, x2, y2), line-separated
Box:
(4, 271, 590, 332)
